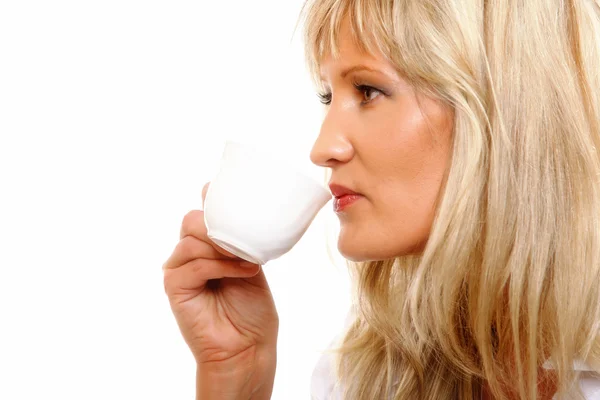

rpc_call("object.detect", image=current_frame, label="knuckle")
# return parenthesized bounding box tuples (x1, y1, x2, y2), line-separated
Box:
(178, 236, 197, 259)
(181, 210, 203, 235)
(191, 260, 204, 274)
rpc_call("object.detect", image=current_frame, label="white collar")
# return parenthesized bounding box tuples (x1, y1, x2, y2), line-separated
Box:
(543, 359, 596, 372)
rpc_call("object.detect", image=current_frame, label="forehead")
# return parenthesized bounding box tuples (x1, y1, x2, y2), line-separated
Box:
(318, 17, 391, 78)
(319, 48, 394, 85)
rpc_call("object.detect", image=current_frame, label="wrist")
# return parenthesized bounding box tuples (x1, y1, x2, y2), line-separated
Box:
(195, 347, 276, 400)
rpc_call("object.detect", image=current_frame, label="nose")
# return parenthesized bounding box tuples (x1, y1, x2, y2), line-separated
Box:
(310, 107, 354, 168)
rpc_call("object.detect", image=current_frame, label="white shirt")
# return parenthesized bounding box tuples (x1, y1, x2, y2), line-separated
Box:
(310, 312, 600, 399)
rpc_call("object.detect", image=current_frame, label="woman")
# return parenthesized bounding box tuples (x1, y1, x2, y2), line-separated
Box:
(162, 0, 600, 398)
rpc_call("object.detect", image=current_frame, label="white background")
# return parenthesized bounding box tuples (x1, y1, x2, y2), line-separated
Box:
(0, 1, 351, 399)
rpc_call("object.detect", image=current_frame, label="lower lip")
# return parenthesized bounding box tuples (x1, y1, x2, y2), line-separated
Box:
(334, 194, 362, 212)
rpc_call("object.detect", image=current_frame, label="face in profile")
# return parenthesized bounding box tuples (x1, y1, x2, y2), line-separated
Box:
(311, 18, 454, 262)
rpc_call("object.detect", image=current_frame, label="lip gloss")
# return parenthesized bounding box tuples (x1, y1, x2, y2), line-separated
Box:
(334, 194, 362, 212)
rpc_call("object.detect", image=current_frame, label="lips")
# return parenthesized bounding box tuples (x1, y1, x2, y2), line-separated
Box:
(329, 183, 363, 212)
(329, 183, 361, 198)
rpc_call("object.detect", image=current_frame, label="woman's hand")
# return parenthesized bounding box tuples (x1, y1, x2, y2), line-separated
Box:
(163, 182, 279, 399)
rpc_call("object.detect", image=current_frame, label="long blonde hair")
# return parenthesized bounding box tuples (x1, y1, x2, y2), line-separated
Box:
(300, 0, 600, 398)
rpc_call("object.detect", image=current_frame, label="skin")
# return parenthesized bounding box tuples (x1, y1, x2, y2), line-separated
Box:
(311, 18, 454, 262)
(163, 16, 555, 400)
(163, 184, 279, 400)
(311, 18, 557, 400)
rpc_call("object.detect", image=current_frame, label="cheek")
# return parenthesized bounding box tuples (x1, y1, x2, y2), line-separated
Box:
(381, 96, 453, 200)
(337, 204, 434, 261)
(340, 100, 452, 260)
(386, 106, 451, 233)
(337, 155, 448, 261)
(382, 173, 443, 253)
(368, 96, 439, 177)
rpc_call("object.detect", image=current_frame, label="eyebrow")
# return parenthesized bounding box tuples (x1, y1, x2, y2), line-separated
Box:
(320, 65, 385, 82)
(341, 65, 382, 78)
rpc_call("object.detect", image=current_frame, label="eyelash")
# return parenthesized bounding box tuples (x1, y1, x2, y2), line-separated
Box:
(317, 83, 384, 106)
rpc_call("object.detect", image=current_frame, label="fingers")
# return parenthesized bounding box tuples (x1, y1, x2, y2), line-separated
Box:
(164, 258, 261, 296)
(164, 235, 229, 270)
(179, 209, 238, 259)
(180, 209, 208, 240)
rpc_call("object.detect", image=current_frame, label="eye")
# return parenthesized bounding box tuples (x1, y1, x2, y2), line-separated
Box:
(317, 92, 332, 105)
(316, 84, 383, 106)
(354, 84, 382, 104)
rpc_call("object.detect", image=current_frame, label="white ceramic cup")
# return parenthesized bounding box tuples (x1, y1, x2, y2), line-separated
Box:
(203, 140, 332, 265)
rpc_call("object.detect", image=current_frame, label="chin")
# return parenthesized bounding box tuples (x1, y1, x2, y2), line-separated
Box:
(337, 235, 425, 262)
(337, 240, 390, 262)
(339, 251, 371, 262)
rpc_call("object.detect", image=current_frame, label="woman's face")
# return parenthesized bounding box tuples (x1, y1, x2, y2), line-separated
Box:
(311, 19, 454, 262)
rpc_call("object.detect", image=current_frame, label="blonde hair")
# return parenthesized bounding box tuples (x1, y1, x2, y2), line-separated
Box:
(300, 0, 600, 399)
